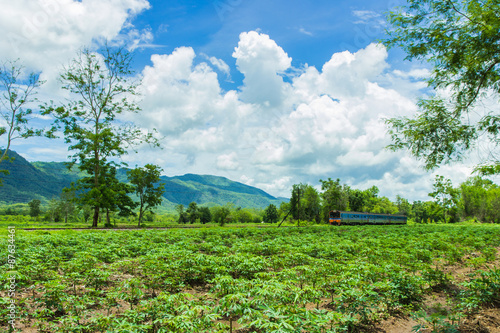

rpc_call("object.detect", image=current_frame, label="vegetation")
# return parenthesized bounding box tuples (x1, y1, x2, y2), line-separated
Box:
(0, 60, 49, 183)
(127, 164, 165, 227)
(383, 0, 500, 174)
(1, 224, 499, 332)
(42, 46, 159, 227)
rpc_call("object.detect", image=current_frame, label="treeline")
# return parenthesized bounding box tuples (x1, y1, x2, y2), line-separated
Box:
(3, 175, 498, 226)
(175, 202, 273, 225)
(275, 176, 500, 224)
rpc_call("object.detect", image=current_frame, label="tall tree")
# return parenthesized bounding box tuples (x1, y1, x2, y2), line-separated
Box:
(127, 164, 165, 227)
(383, 0, 500, 173)
(45, 46, 159, 227)
(0, 60, 48, 183)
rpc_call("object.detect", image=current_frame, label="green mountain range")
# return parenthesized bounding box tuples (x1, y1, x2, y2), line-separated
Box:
(0, 150, 286, 209)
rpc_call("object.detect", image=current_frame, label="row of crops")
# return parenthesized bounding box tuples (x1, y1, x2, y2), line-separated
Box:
(1, 224, 499, 332)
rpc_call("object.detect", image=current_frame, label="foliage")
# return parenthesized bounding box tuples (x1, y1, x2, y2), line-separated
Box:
(0, 60, 49, 184)
(127, 164, 165, 227)
(42, 46, 159, 227)
(319, 178, 350, 220)
(263, 204, 279, 223)
(28, 199, 41, 218)
(2, 224, 499, 332)
(383, 0, 500, 172)
(211, 205, 231, 226)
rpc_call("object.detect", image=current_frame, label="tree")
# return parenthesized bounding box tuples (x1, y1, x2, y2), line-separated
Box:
(127, 164, 165, 227)
(301, 185, 321, 222)
(383, 0, 500, 173)
(186, 202, 200, 224)
(236, 208, 253, 223)
(0, 60, 48, 183)
(45, 46, 159, 227)
(290, 183, 320, 221)
(429, 175, 458, 222)
(211, 205, 231, 226)
(58, 190, 77, 224)
(395, 195, 412, 216)
(198, 206, 212, 224)
(176, 204, 188, 224)
(28, 199, 41, 218)
(263, 204, 279, 223)
(319, 178, 350, 221)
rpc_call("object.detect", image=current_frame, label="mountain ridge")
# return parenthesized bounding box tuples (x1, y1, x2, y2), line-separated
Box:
(0, 150, 286, 209)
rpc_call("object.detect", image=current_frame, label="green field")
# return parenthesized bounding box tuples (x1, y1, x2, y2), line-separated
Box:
(1, 224, 499, 332)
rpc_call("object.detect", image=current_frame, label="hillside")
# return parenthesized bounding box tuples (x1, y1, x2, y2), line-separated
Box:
(0, 151, 285, 209)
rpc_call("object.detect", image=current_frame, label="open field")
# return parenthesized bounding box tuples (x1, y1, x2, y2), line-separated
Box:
(1, 224, 499, 332)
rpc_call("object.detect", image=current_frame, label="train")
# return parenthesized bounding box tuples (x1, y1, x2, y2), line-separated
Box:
(328, 210, 407, 226)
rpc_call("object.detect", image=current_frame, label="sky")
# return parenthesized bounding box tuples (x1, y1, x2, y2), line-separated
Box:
(0, 0, 492, 201)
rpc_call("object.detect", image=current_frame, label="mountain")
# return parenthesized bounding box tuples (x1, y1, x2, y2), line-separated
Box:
(0, 151, 285, 209)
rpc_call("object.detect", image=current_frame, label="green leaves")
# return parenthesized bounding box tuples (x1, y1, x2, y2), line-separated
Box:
(385, 98, 477, 170)
(44, 46, 160, 227)
(383, 0, 500, 172)
(4, 225, 500, 332)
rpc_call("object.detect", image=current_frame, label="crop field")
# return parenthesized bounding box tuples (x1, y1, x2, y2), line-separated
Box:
(1, 224, 500, 332)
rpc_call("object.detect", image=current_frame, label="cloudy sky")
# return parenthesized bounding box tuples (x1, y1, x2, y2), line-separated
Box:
(0, 0, 489, 201)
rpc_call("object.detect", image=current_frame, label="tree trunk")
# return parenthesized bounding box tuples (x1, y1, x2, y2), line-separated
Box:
(92, 206, 99, 227)
(138, 202, 144, 227)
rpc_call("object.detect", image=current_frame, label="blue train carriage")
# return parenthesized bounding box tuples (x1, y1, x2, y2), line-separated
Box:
(328, 210, 407, 225)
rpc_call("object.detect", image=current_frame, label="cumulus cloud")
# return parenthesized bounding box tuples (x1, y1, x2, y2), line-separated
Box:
(129, 31, 440, 199)
(0, 0, 150, 92)
(233, 31, 292, 107)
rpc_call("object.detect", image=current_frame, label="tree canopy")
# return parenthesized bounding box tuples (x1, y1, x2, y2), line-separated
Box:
(383, 0, 500, 174)
(44, 46, 159, 227)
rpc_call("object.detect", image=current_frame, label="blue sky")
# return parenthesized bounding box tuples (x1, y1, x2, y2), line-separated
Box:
(0, 0, 486, 201)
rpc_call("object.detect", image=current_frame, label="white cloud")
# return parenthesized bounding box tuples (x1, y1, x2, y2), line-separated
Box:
(0, 0, 150, 93)
(299, 27, 313, 36)
(206, 55, 231, 77)
(4, 8, 474, 203)
(217, 152, 240, 170)
(130, 34, 439, 199)
(233, 31, 292, 107)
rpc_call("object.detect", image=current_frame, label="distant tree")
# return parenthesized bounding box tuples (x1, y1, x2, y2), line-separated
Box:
(44, 46, 159, 227)
(58, 191, 77, 224)
(198, 206, 212, 224)
(0, 60, 49, 184)
(263, 204, 279, 223)
(290, 183, 308, 220)
(301, 185, 321, 222)
(459, 176, 498, 222)
(236, 208, 253, 223)
(176, 204, 188, 224)
(320, 178, 350, 221)
(212, 205, 231, 226)
(28, 199, 41, 218)
(127, 164, 165, 227)
(186, 202, 200, 224)
(47, 198, 62, 222)
(429, 175, 459, 222)
(278, 201, 290, 219)
(395, 195, 412, 216)
(348, 189, 368, 212)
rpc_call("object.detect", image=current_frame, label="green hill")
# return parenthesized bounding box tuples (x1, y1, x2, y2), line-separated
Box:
(0, 151, 285, 209)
